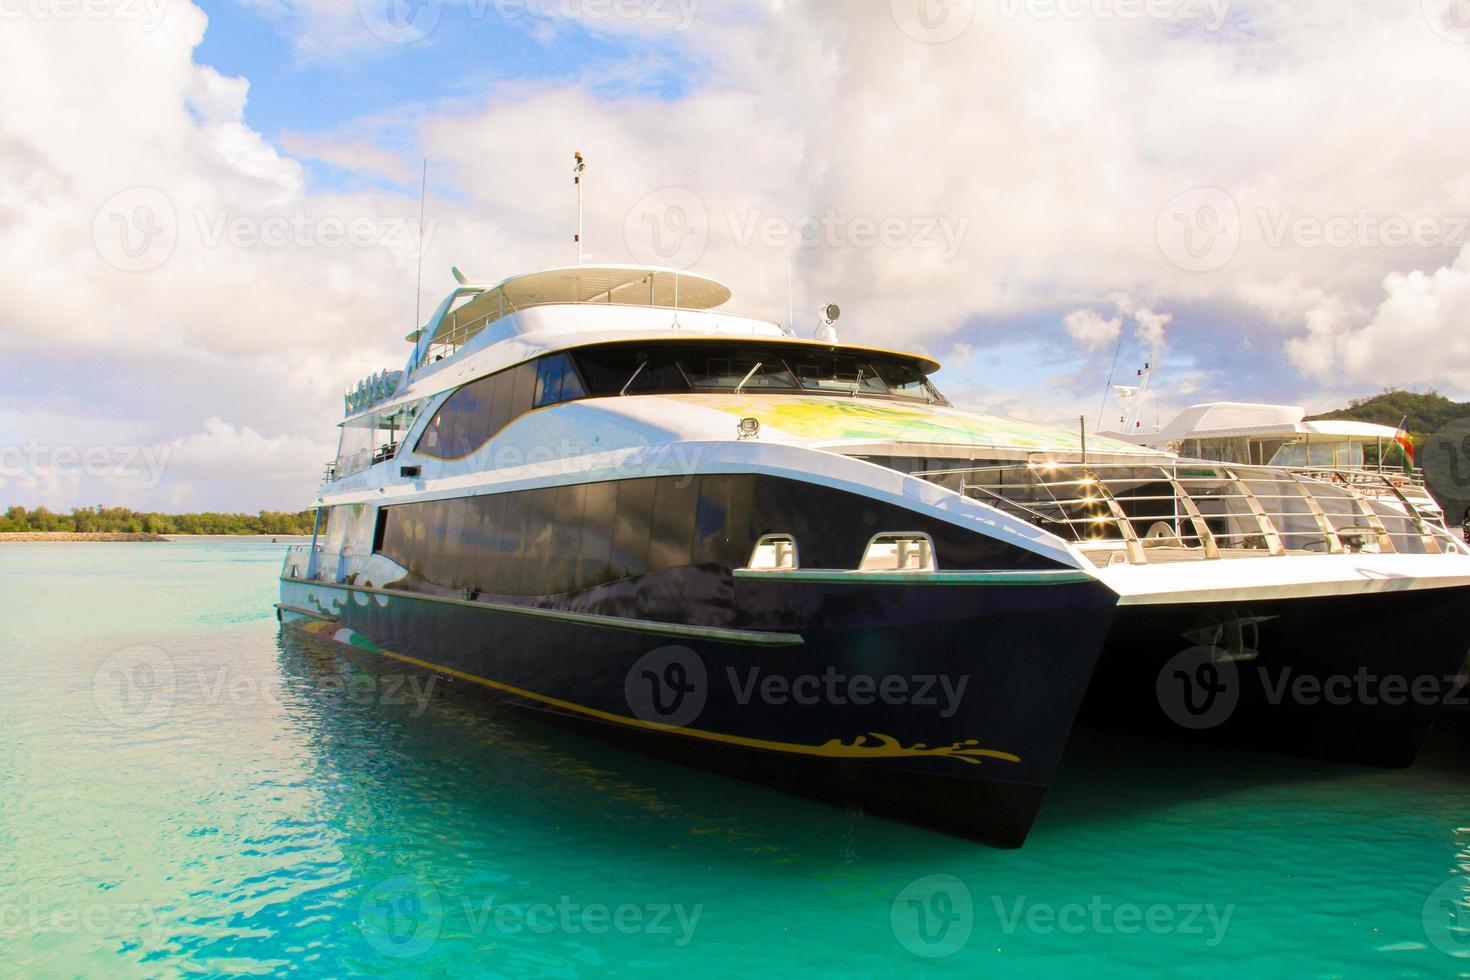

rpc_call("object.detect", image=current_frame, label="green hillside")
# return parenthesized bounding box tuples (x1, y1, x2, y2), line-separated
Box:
(1308, 389, 1470, 445)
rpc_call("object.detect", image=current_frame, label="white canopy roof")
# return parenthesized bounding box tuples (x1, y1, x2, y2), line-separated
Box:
(1121, 402, 1403, 444)
(408, 265, 732, 346)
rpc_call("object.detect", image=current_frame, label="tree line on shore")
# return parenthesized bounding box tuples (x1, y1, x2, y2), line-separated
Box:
(0, 506, 316, 535)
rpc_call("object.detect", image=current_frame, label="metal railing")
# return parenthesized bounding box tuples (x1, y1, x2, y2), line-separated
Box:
(914, 460, 1465, 567)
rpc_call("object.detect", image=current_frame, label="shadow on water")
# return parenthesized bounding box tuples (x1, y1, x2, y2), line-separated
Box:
(265, 627, 1470, 975)
(275, 625, 1469, 865)
(273, 628, 912, 866)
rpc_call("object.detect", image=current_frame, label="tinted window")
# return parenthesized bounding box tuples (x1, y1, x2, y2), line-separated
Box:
(534, 353, 588, 408)
(417, 374, 497, 460)
(569, 342, 944, 403)
(373, 474, 1058, 598)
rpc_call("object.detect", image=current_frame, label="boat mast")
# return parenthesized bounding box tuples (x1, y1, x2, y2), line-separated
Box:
(574, 151, 586, 264)
(414, 159, 428, 339)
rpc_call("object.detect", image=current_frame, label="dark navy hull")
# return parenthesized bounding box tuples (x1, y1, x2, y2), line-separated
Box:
(279, 572, 1118, 848)
(1080, 586, 1470, 766)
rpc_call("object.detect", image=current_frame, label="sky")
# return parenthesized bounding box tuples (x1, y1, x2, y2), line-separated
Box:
(3, 0, 1470, 512)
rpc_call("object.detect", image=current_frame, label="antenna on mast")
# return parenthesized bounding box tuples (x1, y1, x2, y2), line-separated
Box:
(786, 257, 795, 336)
(573, 151, 586, 264)
(414, 159, 428, 338)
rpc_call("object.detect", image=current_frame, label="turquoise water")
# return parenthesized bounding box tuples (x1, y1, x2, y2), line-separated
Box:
(2, 540, 1468, 977)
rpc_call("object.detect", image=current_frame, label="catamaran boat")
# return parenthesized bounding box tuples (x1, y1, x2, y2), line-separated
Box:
(278, 264, 1470, 848)
(1100, 392, 1443, 526)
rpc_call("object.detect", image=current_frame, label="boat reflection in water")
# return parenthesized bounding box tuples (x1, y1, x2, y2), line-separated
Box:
(279, 263, 1470, 848)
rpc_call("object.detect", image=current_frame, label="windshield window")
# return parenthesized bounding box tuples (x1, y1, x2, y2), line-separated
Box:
(569, 342, 945, 404)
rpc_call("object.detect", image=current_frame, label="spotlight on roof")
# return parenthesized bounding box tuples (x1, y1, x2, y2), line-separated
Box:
(815, 303, 841, 343)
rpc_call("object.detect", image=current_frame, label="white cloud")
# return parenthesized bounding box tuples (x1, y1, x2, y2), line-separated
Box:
(1288, 245, 1470, 390)
(1063, 309, 1122, 351)
(1132, 308, 1173, 352)
(8, 0, 1470, 511)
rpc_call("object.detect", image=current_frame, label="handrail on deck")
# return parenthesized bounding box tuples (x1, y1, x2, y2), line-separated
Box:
(912, 459, 1459, 567)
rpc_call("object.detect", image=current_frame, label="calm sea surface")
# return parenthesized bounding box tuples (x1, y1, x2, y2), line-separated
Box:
(2, 539, 1468, 977)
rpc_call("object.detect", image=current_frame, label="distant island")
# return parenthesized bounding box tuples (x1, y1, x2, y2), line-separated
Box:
(1308, 389, 1470, 450)
(0, 506, 316, 536)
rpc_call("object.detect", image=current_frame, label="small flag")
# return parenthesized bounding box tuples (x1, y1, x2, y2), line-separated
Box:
(1392, 417, 1415, 476)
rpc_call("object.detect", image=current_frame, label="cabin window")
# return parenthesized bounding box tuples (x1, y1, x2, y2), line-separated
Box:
(569, 342, 946, 404)
(373, 475, 1061, 599)
(415, 361, 542, 461)
(534, 353, 588, 408)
